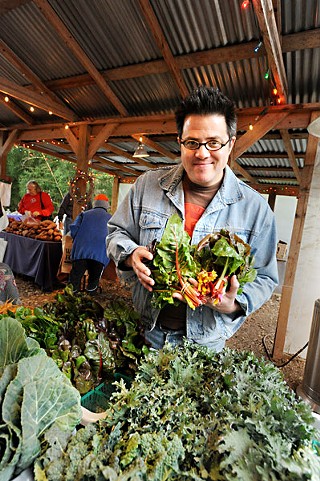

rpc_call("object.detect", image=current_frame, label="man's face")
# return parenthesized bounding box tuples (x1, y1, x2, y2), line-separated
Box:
(179, 114, 236, 187)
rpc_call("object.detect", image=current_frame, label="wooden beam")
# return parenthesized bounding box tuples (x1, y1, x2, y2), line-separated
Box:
(0, 39, 76, 112)
(0, 129, 19, 157)
(0, 0, 30, 15)
(33, 0, 128, 116)
(279, 129, 301, 183)
(88, 123, 119, 160)
(59, 140, 139, 176)
(0, 96, 34, 125)
(252, 0, 288, 102)
(44, 29, 320, 91)
(131, 133, 178, 160)
(233, 111, 290, 158)
(272, 112, 320, 358)
(0, 76, 76, 121)
(138, 0, 188, 98)
(64, 127, 79, 155)
(111, 176, 120, 213)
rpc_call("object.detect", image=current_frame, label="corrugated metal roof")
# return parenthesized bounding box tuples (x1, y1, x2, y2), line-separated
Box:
(0, 0, 318, 188)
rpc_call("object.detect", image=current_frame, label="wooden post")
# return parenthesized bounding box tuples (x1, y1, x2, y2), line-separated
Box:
(272, 113, 319, 359)
(268, 192, 276, 211)
(73, 124, 90, 219)
(111, 176, 120, 214)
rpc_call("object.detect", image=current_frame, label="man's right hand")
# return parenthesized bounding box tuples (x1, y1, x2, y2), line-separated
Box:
(124, 246, 154, 291)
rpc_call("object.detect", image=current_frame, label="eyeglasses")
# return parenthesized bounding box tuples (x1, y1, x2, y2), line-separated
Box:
(180, 138, 232, 151)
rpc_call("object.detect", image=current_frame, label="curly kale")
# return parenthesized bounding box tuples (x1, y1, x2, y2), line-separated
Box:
(35, 343, 320, 481)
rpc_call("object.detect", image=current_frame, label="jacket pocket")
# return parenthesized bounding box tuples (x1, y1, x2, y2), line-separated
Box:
(139, 210, 168, 245)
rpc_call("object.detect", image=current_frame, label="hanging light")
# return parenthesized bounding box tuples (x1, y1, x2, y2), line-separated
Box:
(133, 137, 149, 158)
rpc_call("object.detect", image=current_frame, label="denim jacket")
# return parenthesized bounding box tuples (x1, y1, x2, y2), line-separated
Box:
(106, 164, 278, 350)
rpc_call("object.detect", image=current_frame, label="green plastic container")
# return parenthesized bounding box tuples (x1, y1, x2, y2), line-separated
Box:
(81, 373, 132, 413)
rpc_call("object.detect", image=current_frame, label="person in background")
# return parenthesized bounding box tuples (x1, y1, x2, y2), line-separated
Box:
(57, 192, 92, 235)
(107, 86, 278, 351)
(69, 194, 111, 294)
(18, 180, 54, 220)
(0, 200, 20, 304)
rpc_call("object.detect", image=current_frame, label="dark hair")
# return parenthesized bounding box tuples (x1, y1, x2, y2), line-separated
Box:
(175, 86, 237, 138)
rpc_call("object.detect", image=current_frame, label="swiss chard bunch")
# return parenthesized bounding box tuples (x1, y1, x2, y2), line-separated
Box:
(151, 214, 203, 309)
(151, 215, 257, 309)
(194, 228, 257, 303)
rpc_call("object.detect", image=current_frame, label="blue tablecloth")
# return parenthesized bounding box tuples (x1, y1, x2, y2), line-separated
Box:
(0, 231, 62, 291)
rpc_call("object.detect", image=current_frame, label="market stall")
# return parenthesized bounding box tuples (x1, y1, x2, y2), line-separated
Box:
(0, 231, 62, 291)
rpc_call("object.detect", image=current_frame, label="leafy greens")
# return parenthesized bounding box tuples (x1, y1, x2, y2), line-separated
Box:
(0, 317, 82, 481)
(34, 342, 320, 480)
(151, 214, 257, 309)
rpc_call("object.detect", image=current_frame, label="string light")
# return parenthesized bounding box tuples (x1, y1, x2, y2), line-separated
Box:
(30, 106, 35, 112)
(264, 69, 270, 79)
(272, 88, 278, 95)
(4, 96, 9, 102)
(254, 41, 263, 53)
(241, 0, 250, 8)
(249, 123, 253, 131)
(65, 124, 69, 129)
(48, 111, 53, 115)
(69, 169, 95, 206)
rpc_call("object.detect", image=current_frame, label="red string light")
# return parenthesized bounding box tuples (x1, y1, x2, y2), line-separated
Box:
(241, 0, 250, 8)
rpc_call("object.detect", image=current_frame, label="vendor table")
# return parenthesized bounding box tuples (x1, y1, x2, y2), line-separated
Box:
(0, 231, 62, 291)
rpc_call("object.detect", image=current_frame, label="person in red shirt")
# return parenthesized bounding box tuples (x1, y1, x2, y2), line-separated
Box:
(18, 180, 54, 220)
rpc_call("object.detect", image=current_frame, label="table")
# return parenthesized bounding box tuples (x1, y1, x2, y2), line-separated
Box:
(0, 231, 62, 291)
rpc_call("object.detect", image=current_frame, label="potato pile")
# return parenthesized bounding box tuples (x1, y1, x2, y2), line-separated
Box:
(5, 218, 62, 242)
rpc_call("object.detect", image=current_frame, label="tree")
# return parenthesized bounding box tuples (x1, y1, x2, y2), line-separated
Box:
(6, 147, 114, 213)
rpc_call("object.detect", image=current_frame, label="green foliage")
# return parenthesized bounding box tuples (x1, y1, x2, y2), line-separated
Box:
(35, 343, 320, 480)
(6, 146, 114, 213)
(0, 317, 81, 480)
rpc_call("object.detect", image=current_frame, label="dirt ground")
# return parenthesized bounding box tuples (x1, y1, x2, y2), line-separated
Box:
(14, 275, 306, 393)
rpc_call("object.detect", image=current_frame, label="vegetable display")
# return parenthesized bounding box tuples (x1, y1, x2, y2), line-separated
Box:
(34, 342, 320, 480)
(0, 317, 81, 481)
(5, 218, 62, 242)
(151, 214, 256, 309)
(1, 286, 148, 395)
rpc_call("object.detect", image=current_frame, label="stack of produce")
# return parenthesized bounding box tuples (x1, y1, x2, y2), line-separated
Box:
(1, 286, 148, 395)
(150, 213, 257, 309)
(0, 317, 81, 481)
(34, 342, 320, 480)
(5, 218, 62, 241)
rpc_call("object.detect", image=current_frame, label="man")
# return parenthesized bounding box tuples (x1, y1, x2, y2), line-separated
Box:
(106, 86, 278, 350)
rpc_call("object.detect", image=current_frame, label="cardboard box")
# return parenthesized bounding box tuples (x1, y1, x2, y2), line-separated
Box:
(277, 241, 287, 260)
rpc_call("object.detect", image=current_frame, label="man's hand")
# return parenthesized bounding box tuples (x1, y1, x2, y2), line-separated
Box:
(125, 247, 154, 291)
(206, 275, 241, 314)
(173, 275, 242, 314)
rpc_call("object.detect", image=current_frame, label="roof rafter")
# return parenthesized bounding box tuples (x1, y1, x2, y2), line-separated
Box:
(0, 96, 34, 125)
(43, 29, 320, 92)
(137, 0, 189, 98)
(252, 0, 288, 102)
(0, 38, 75, 112)
(279, 129, 301, 183)
(33, 0, 128, 116)
(0, 76, 76, 120)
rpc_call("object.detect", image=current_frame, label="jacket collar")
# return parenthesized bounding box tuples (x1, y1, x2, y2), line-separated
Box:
(159, 164, 244, 205)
